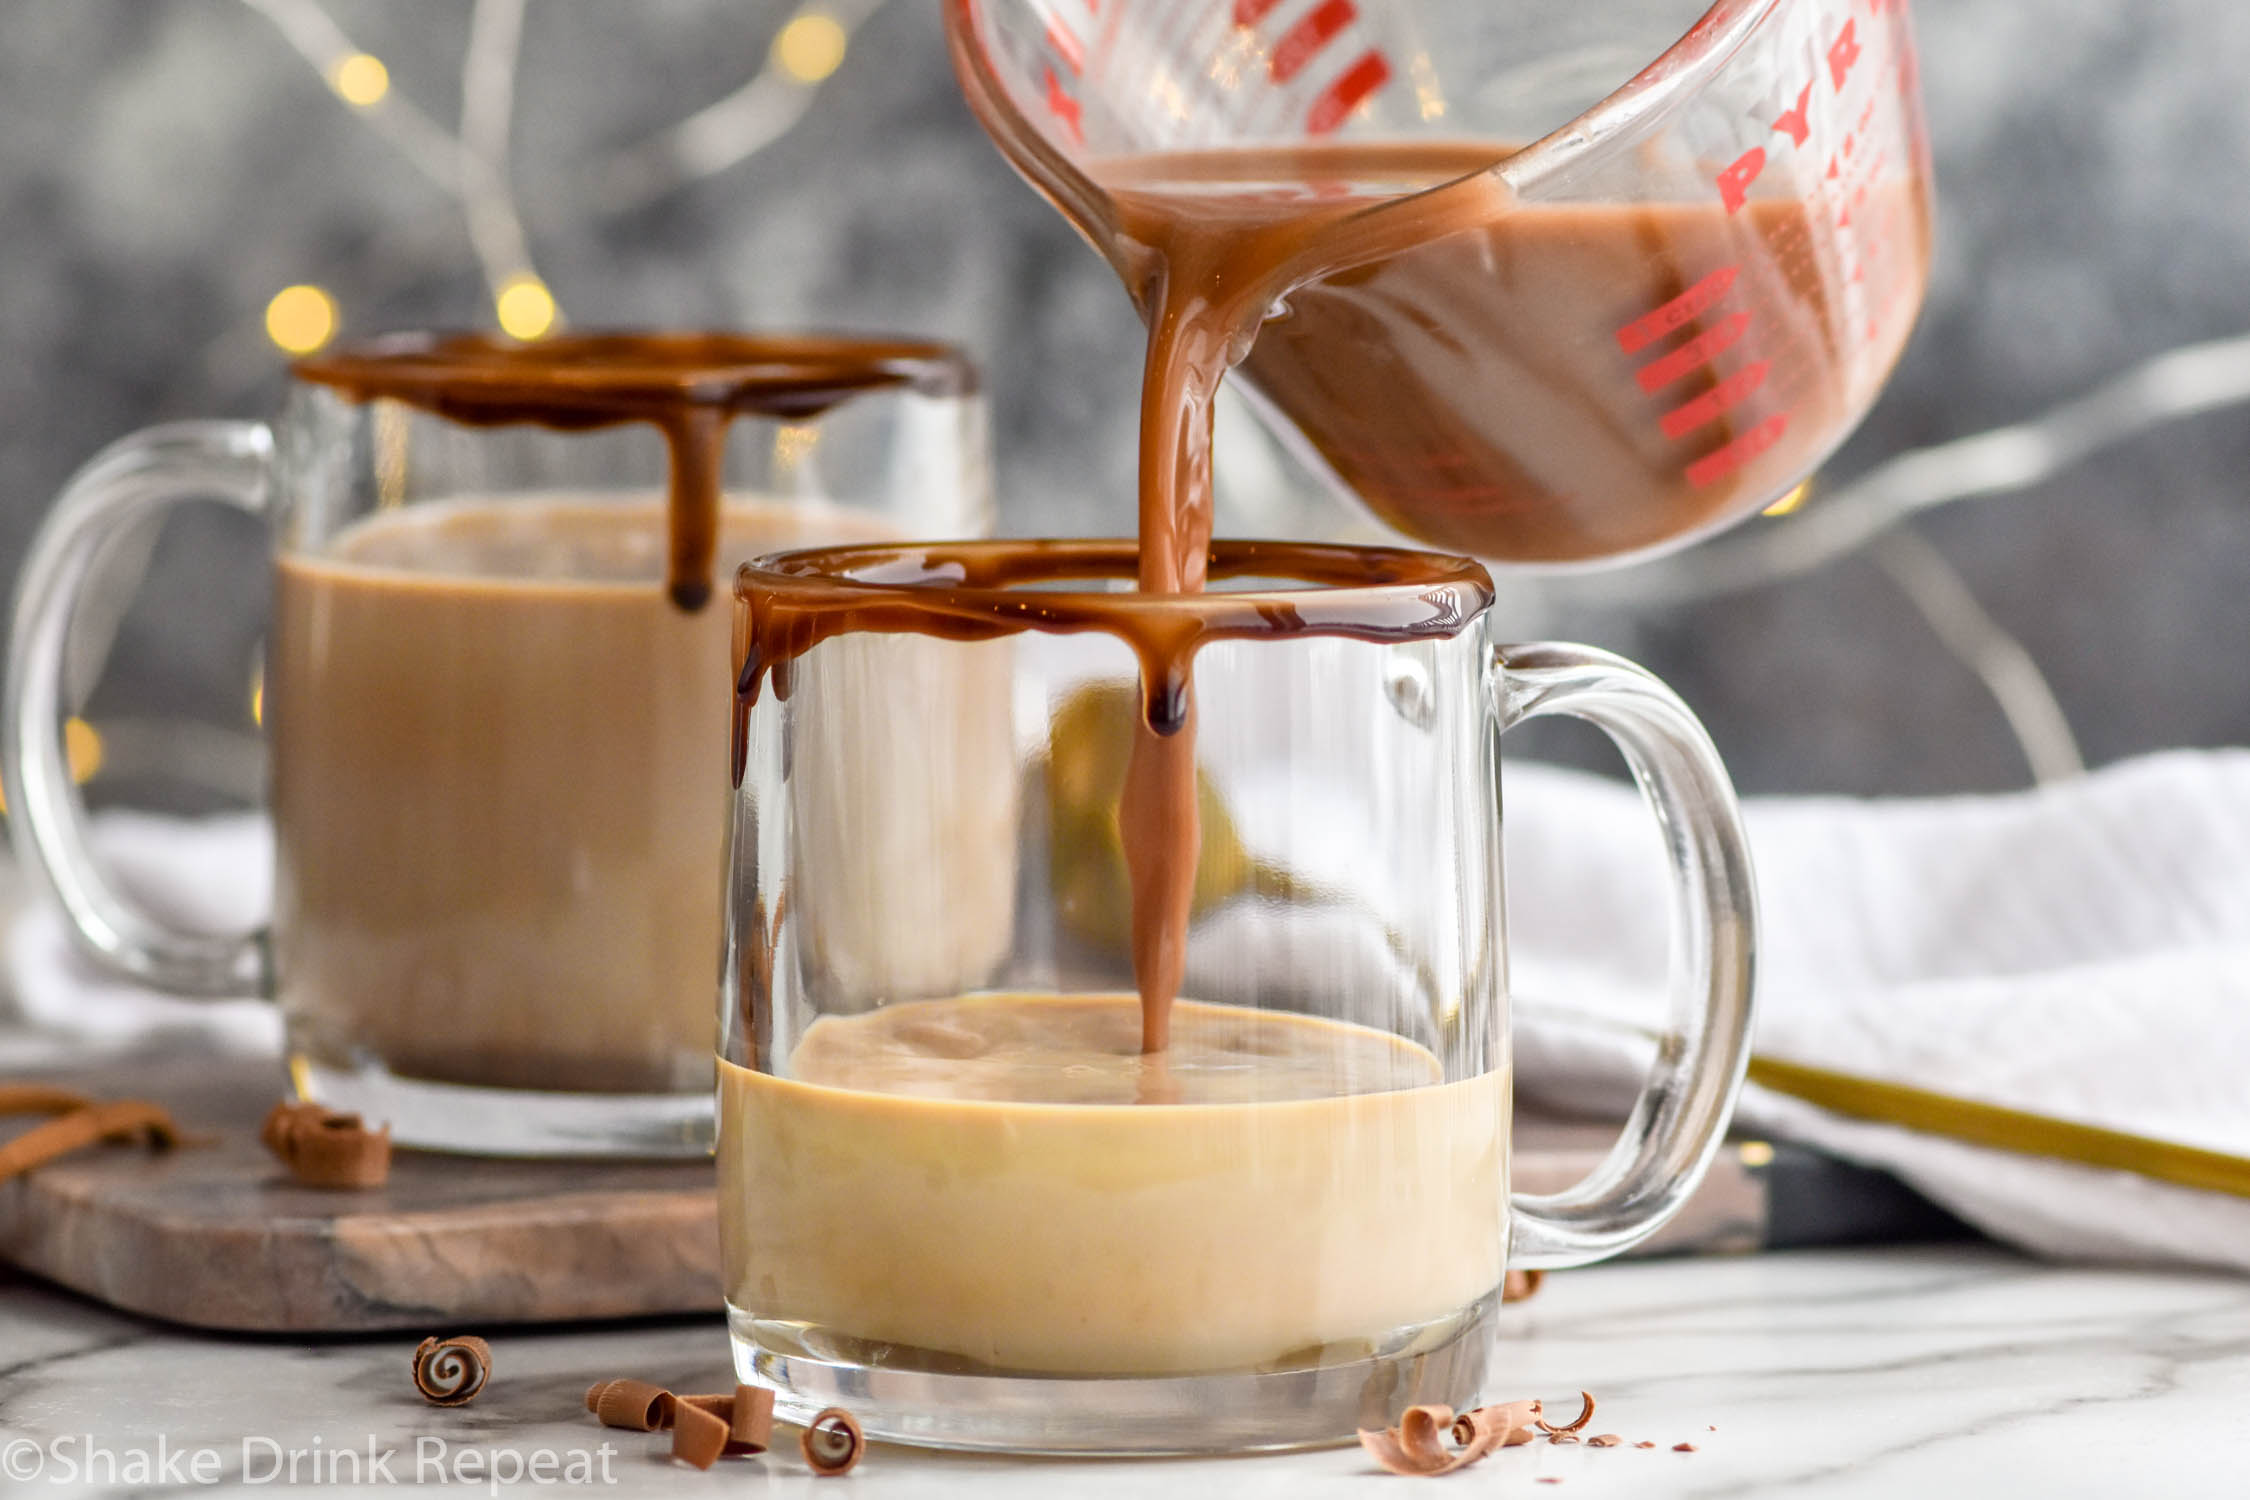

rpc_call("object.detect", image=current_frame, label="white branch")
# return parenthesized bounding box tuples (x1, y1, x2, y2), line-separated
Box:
(1870, 528, 2084, 786)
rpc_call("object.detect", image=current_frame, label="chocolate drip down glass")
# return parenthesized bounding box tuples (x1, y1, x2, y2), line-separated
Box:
(721, 539, 1756, 1452)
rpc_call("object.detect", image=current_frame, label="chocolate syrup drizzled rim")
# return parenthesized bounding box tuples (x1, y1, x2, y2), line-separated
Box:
(293, 329, 976, 412)
(731, 539, 1496, 775)
(734, 537, 1494, 616)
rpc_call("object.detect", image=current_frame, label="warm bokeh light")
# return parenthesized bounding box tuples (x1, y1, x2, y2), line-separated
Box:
(63, 718, 104, 783)
(773, 12, 848, 83)
(330, 52, 391, 108)
(1762, 480, 1812, 517)
(772, 423, 821, 468)
(495, 274, 558, 341)
(0, 718, 102, 814)
(1736, 1140, 1777, 1168)
(264, 284, 339, 355)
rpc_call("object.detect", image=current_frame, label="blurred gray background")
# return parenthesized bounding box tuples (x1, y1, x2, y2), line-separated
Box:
(2, 0, 2245, 802)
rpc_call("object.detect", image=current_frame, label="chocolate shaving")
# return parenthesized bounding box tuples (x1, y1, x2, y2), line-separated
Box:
(585, 1379, 676, 1432)
(1547, 1432, 1580, 1444)
(1588, 1434, 1624, 1447)
(671, 1400, 729, 1470)
(0, 1088, 182, 1184)
(1501, 1268, 1546, 1303)
(1537, 1392, 1595, 1436)
(1451, 1399, 1540, 1451)
(679, 1386, 775, 1455)
(0, 1084, 97, 1115)
(1364, 1399, 1540, 1476)
(262, 1100, 390, 1189)
(1635, 1441, 1657, 1449)
(411, 1336, 490, 1406)
(801, 1407, 864, 1476)
(1673, 1442, 1698, 1452)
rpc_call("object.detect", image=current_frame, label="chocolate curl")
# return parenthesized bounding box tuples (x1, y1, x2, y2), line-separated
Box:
(671, 1400, 730, 1470)
(680, 1386, 775, 1456)
(411, 1336, 491, 1407)
(262, 1100, 391, 1189)
(1363, 1398, 1548, 1476)
(0, 1084, 97, 1116)
(1360, 1404, 1481, 1477)
(0, 1098, 181, 1184)
(1456, 1398, 1543, 1450)
(1502, 1268, 1546, 1303)
(800, 1407, 864, 1476)
(1536, 1392, 1595, 1437)
(585, 1379, 676, 1433)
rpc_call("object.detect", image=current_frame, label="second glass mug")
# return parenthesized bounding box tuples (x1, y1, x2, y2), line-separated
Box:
(719, 539, 1756, 1452)
(3, 332, 990, 1156)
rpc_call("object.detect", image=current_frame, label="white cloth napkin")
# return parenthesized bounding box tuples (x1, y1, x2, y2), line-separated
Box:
(9, 752, 2249, 1272)
(1503, 748, 2250, 1274)
(2, 810, 280, 1064)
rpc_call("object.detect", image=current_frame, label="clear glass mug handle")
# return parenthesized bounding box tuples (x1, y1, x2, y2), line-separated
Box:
(2, 421, 275, 996)
(1492, 641, 1758, 1269)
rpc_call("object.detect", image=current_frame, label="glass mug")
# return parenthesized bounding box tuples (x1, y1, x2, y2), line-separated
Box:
(719, 539, 1755, 1452)
(3, 332, 990, 1156)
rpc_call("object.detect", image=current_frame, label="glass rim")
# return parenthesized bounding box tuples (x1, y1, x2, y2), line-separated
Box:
(292, 328, 979, 403)
(949, 0, 1793, 218)
(733, 537, 1495, 616)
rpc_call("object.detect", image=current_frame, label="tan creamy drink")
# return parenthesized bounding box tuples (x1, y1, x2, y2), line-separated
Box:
(272, 496, 896, 1093)
(718, 994, 1506, 1375)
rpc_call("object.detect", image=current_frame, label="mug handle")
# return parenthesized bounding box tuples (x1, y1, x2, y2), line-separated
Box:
(3, 421, 275, 996)
(1491, 641, 1758, 1269)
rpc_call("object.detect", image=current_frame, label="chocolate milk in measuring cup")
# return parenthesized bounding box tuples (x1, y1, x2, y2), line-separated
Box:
(949, 0, 1933, 566)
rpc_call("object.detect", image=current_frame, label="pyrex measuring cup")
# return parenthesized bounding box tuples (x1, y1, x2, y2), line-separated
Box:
(948, 0, 1932, 566)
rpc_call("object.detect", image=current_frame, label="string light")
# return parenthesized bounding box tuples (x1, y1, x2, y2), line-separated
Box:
(264, 284, 339, 353)
(773, 11, 849, 83)
(328, 51, 390, 106)
(494, 273, 558, 340)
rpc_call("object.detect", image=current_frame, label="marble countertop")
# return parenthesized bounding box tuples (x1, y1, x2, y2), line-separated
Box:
(4, 1244, 2247, 1498)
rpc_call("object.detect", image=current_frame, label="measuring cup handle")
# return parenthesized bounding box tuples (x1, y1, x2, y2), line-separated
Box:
(2, 421, 275, 997)
(1489, 641, 1758, 1269)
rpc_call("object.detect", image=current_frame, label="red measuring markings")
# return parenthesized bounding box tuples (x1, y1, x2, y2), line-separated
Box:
(1634, 312, 1751, 394)
(1616, 255, 1793, 488)
(1229, 0, 1393, 135)
(1686, 413, 1790, 488)
(1043, 15, 1085, 72)
(1660, 361, 1770, 439)
(1271, 0, 1358, 83)
(1042, 65, 1083, 142)
(1305, 49, 1389, 133)
(1616, 264, 1740, 355)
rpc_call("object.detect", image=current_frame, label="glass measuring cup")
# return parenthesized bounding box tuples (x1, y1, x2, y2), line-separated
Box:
(948, 0, 1932, 566)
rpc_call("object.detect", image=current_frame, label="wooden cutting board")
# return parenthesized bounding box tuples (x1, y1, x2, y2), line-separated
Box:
(0, 1053, 1767, 1336)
